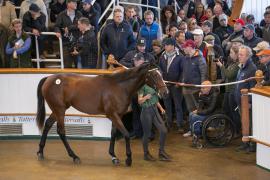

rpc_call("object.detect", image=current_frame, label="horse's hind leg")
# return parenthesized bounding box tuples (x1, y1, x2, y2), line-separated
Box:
(109, 126, 120, 165)
(109, 113, 132, 166)
(37, 115, 56, 160)
(124, 136, 132, 167)
(57, 120, 81, 164)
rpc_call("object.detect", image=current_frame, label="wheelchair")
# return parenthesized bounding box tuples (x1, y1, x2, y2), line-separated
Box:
(191, 113, 235, 149)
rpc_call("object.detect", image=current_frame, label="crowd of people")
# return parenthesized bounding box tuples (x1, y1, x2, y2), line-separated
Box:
(1, 0, 270, 161)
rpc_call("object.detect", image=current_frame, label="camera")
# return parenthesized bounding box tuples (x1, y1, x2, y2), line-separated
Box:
(214, 56, 223, 62)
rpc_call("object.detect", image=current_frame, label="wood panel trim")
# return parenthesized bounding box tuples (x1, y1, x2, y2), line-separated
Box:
(0, 68, 115, 75)
(0, 113, 107, 118)
(250, 87, 270, 98)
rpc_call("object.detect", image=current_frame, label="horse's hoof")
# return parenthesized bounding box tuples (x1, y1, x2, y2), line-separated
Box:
(125, 158, 132, 167)
(37, 152, 44, 161)
(73, 157, 81, 164)
(112, 157, 120, 165)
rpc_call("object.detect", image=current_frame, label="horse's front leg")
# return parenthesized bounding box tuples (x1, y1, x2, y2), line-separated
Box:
(109, 126, 120, 165)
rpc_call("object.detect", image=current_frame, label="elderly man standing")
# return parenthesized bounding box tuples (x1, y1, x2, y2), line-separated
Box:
(192, 29, 207, 59)
(234, 46, 257, 152)
(100, 8, 136, 61)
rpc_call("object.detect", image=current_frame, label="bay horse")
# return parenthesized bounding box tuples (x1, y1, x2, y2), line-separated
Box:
(36, 63, 168, 166)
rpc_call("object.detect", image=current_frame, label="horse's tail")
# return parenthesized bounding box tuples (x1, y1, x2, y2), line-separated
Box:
(36, 77, 48, 130)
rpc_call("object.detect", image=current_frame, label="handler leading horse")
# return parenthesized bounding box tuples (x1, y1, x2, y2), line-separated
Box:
(36, 63, 168, 166)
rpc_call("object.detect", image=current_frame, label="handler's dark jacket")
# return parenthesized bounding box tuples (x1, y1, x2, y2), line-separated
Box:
(197, 87, 219, 116)
(77, 28, 98, 68)
(234, 59, 257, 106)
(100, 21, 136, 60)
(54, 10, 83, 45)
(119, 49, 156, 68)
(159, 50, 183, 82)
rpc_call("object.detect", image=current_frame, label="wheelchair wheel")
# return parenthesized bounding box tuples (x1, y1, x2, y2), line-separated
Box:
(202, 113, 234, 147)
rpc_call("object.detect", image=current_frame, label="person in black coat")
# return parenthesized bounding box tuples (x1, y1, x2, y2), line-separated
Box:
(100, 8, 136, 61)
(159, 37, 184, 131)
(22, 3, 47, 57)
(54, 0, 83, 68)
(79, 0, 101, 34)
(71, 17, 98, 68)
(119, 37, 155, 68)
(49, 0, 67, 23)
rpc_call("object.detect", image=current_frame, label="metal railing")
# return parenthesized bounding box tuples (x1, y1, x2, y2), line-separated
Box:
(29, 32, 64, 69)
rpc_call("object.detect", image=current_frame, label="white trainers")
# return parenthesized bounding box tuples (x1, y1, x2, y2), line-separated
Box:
(183, 131, 192, 137)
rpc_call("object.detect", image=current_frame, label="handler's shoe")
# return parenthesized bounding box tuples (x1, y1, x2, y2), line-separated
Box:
(159, 151, 171, 161)
(144, 152, 156, 161)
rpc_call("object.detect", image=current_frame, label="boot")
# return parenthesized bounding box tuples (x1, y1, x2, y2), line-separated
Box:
(144, 152, 156, 161)
(159, 150, 171, 161)
(235, 142, 249, 152)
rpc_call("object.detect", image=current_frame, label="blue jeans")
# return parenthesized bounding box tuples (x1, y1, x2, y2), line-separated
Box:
(189, 112, 207, 136)
(163, 85, 183, 127)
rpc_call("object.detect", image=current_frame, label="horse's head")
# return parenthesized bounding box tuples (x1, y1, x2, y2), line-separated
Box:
(146, 68, 169, 98)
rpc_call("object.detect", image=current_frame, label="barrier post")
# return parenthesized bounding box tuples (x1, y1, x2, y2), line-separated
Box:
(34, 36, 40, 69)
(241, 89, 250, 143)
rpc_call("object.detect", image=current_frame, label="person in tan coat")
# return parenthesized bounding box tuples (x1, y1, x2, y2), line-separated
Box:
(0, 0, 17, 29)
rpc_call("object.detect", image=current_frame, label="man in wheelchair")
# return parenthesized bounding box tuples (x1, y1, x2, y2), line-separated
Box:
(188, 81, 219, 148)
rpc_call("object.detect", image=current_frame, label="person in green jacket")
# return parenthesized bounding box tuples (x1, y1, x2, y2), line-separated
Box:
(216, 46, 240, 134)
(135, 53, 171, 162)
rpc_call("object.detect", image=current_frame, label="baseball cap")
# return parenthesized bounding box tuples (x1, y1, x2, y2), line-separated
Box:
(152, 40, 162, 47)
(204, 35, 215, 41)
(231, 37, 244, 44)
(256, 49, 270, 56)
(192, 28, 204, 36)
(182, 39, 196, 49)
(29, 3, 40, 12)
(233, 18, 245, 26)
(243, 24, 255, 31)
(137, 38, 146, 46)
(133, 53, 145, 61)
(253, 41, 270, 51)
(163, 37, 176, 46)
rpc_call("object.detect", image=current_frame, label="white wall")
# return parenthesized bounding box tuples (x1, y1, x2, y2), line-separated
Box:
(241, 0, 270, 23)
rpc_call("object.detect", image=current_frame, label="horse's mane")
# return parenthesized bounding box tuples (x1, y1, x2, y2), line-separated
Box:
(102, 65, 147, 82)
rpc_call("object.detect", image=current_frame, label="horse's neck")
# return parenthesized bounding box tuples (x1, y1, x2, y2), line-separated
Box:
(120, 71, 147, 95)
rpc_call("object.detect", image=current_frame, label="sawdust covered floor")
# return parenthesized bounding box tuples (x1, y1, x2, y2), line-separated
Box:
(0, 133, 269, 180)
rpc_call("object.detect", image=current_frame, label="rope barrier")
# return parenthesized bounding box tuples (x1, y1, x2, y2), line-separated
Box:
(164, 76, 264, 88)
